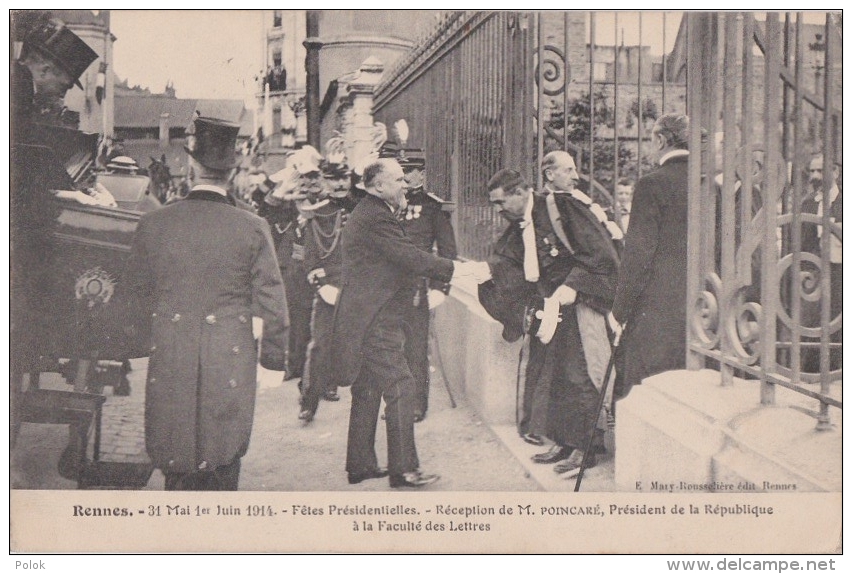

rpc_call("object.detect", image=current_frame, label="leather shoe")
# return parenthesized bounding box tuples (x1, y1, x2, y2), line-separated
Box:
(531, 444, 571, 464)
(554, 450, 595, 476)
(389, 471, 440, 488)
(298, 409, 315, 423)
(521, 432, 544, 446)
(322, 390, 340, 402)
(348, 467, 389, 485)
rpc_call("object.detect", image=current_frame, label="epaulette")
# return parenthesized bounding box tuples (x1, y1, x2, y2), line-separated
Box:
(426, 192, 456, 212)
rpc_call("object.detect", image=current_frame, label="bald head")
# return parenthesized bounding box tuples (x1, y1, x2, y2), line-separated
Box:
(541, 150, 579, 192)
(363, 158, 407, 210)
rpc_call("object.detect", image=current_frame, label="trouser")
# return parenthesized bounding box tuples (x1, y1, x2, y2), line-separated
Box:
(546, 306, 602, 450)
(300, 296, 337, 413)
(346, 312, 419, 476)
(164, 456, 242, 491)
(402, 293, 431, 416)
(282, 263, 313, 377)
(519, 336, 553, 437)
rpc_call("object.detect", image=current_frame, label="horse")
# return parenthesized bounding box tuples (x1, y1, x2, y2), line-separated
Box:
(147, 155, 174, 204)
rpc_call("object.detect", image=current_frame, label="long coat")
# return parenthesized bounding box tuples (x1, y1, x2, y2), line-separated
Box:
(123, 190, 289, 473)
(331, 194, 454, 388)
(479, 193, 620, 444)
(612, 154, 689, 393)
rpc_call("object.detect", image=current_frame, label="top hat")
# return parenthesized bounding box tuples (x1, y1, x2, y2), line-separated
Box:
(25, 18, 98, 89)
(185, 116, 240, 170)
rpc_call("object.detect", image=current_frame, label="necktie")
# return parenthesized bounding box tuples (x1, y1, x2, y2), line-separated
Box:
(520, 218, 539, 282)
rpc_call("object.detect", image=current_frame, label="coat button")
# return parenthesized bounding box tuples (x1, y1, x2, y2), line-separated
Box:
(232, 346, 240, 354)
(198, 461, 208, 470)
(149, 377, 156, 383)
(206, 314, 217, 324)
(229, 379, 237, 388)
(168, 460, 175, 467)
(172, 313, 181, 322)
(152, 312, 157, 318)
(238, 315, 247, 323)
(150, 345, 157, 352)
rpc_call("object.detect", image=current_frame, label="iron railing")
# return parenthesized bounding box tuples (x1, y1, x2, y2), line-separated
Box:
(686, 12, 842, 429)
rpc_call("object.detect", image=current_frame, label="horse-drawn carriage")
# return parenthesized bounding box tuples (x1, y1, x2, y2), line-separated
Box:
(11, 124, 162, 488)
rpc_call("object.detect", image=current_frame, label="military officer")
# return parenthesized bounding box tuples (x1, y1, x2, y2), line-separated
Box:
(382, 146, 458, 422)
(298, 155, 358, 421)
(123, 116, 289, 490)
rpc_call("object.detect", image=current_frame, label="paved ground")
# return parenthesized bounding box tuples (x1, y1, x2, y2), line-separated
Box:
(11, 357, 614, 491)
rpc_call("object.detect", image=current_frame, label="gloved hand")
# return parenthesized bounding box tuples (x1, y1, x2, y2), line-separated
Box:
(53, 189, 99, 206)
(318, 284, 340, 305)
(306, 268, 326, 287)
(427, 289, 446, 310)
(536, 296, 562, 344)
(451, 260, 492, 284)
(607, 311, 624, 343)
(551, 284, 577, 306)
(252, 317, 264, 340)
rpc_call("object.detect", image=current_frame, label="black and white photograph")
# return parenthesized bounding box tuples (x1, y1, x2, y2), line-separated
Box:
(8, 8, 843, 556)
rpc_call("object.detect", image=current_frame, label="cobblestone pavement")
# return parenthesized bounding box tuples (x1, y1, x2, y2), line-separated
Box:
(11, 358, 614, 492)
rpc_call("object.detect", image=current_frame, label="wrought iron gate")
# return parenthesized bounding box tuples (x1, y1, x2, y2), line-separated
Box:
(685, 12, 842, 429)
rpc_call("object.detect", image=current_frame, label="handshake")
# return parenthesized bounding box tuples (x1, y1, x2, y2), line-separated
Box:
(451, 260, 492, 284)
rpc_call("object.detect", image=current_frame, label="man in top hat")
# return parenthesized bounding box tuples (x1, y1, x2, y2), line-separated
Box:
(122, 116, 290, 490)
(380, 142, 458, 423)
(11, 16, 99, 388)
(12, 16, 98, 143)
(298, 149, 358, 422)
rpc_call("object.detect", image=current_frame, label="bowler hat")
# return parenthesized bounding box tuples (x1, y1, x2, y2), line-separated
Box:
(25, 18, 98, 89)
(185, 116, 240, 170)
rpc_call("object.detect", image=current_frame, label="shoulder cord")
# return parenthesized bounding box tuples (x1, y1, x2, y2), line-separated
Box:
(310, 211, 343, 259)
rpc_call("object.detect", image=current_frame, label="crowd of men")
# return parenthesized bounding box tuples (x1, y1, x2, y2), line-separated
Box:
(7, 18, 692, 490)
(13, 17, 839, 494)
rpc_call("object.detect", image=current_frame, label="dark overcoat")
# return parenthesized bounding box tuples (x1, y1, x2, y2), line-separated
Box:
(123, 190, 289, 473)
(331, 194, 454, 387)
(611, 154, 689, 392)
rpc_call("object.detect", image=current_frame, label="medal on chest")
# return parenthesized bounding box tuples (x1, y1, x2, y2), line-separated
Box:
(404, 204, 423, 221)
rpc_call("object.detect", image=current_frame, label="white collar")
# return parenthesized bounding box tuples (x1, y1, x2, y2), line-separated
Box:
(522, 191, 535, 224)
(659, 149, 689, 166)
(192, 184, 228, 197)
(543, 183, 571, 195)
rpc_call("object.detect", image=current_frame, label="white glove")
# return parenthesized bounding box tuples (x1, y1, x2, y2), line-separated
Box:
(607, 311, 624, 343)
(470, 261, 492, 284)
(427, 290, 446, 310)
(536, 297, 563, 344)
(451, 260, 492, 284)
(552, 285, 577, 306)
(89, 182, 118, 207)
(53, 189, 99, 205)
(318, 285, 340, 305)
(252, 317, 264, 340)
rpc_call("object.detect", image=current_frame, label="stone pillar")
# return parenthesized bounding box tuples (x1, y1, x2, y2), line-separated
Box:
(341, 57, 385, 168)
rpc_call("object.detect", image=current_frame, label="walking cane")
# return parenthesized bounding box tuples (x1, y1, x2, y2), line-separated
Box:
(428, 324, 456, 408)
(514, 335, 526, 430)
(573, 325, 622, 492)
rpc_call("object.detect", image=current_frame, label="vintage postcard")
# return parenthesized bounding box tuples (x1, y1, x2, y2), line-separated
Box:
(9, 9, 843, 555)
